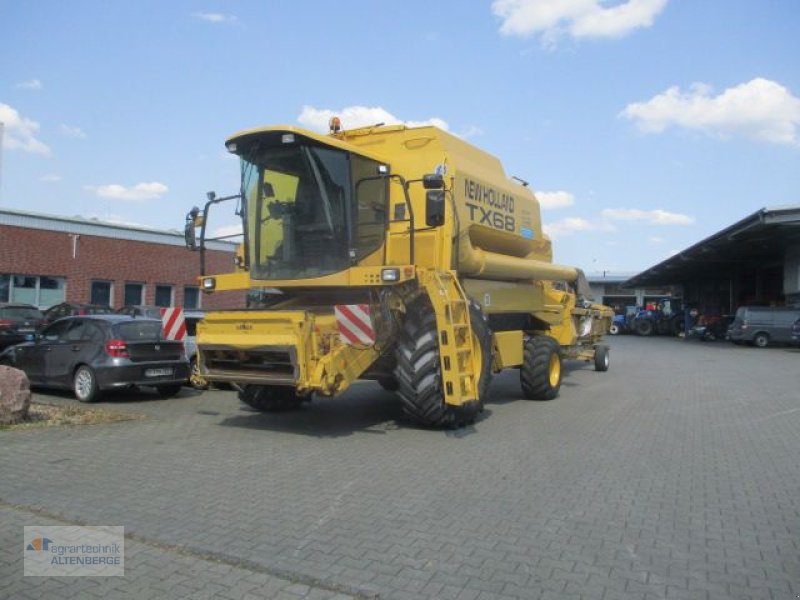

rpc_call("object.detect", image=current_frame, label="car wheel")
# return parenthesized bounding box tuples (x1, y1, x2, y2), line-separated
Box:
(73, 365, 100, 403)
(609, 324, 620, 335)
(753, 332, 770, 348)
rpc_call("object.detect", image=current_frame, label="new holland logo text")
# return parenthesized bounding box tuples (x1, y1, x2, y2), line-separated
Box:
(464, 178, 515, 232)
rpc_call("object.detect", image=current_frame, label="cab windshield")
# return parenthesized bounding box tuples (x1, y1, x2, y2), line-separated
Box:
(240, 136, 387, 281)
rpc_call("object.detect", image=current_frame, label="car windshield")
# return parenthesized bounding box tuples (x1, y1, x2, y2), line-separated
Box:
(0, 307, 43, 319)
(114, 321, 164, 341)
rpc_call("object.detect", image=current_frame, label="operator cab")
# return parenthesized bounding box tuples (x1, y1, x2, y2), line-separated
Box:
(230, 129, 389, 281)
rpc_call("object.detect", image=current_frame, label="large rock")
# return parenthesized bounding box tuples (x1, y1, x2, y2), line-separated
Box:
(0, 366, 31, 425)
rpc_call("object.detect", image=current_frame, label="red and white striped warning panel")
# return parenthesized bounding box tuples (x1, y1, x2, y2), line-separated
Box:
(160, 307, 186, 341)
(334, 304, 376, 346)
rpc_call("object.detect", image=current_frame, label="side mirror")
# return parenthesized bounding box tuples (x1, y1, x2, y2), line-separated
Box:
(423, 174, 444, 190)
(184, 206, 202, 251)
(426, 191, 446, 227)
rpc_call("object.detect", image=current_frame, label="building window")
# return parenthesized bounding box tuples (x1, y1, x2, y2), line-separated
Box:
(91, 281, 112, 306)
(39, 277, 66, 307)
(12, 276, 37, 304)
(0, 274, 66, 307)
(0, 275, 9, 303)
(155, 285, 173, 307)
(184, 286, 200, 309)
(124, 282, 144, 306)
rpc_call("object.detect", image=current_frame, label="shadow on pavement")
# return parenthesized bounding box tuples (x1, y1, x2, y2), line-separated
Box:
(218, 383, 405, 438)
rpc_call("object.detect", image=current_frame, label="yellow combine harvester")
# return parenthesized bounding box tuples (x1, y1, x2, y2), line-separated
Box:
(185, 119, 612, 427)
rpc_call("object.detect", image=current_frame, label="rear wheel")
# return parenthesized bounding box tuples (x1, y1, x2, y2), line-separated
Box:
(394, 299, 491, 428)
(753, 332, 770, 348)
(73, 365, 100, 403)
(520, 336, 562, 400)
(635, 319, 654, 336)
(239, 385, 306, 412)
(156, 384, 182, 398)
(609, 323, 620, 335)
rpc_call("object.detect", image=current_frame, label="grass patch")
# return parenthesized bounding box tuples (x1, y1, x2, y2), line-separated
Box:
(0, 402, 145, 431)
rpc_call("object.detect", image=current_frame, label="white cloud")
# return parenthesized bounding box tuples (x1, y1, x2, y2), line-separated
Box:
(537, 190, 575, 209)
(15, 79, 42, 90)
(59, 124, 87, 139)
(602, 207, 693, 225)
(192, 12, 237, 23)
(492, 0, 668, 46)
(40, 174, 62, 182)
(0, 103, 51, 155)
(298, 105, 449, 133)
(85, 182, 169, 201)
(544, 217, 615, 238)
(648, 235, 664, 244)
(621, 78, 800, 145)
(459, 125, 484, 139)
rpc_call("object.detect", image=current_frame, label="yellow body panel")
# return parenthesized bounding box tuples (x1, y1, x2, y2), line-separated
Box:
(492, 331, 524, 369)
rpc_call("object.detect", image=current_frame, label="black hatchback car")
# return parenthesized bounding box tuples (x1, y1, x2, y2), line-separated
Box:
(0, 303, 45, 349)
(0, 315, 189, 402)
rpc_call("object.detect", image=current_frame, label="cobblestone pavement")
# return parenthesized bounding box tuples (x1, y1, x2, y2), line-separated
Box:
(1, 337, 798, 599)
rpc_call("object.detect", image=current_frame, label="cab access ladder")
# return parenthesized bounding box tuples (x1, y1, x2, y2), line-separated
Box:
(422, 270, 480, 406)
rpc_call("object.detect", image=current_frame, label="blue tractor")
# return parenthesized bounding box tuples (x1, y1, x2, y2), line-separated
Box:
(630, 299, 685, 337)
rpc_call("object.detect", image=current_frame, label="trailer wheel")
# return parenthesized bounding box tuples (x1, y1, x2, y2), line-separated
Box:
(394, 299, 491, 428)
(594, 345, 610, 372)
(520, 336, 562, 401)
(238, 385, 306, 412)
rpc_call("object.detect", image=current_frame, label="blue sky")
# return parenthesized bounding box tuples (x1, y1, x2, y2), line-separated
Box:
(2, 0, 799, 274)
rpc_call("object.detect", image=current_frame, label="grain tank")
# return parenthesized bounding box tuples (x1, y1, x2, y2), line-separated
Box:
(186, 121, 612, 427)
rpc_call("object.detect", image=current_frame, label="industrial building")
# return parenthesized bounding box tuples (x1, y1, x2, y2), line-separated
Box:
(0, 208, 242, 310)
(625, 206, 800, 315)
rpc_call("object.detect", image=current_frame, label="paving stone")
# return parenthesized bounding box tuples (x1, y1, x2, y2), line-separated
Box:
(0, 337, 797, 599)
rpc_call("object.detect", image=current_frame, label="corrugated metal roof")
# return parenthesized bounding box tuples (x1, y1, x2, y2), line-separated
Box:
(625, 205, 800, 287)
(0, 208, 237, 252)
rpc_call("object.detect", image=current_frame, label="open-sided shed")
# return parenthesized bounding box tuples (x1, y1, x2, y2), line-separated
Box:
(625, 206, 800, 316)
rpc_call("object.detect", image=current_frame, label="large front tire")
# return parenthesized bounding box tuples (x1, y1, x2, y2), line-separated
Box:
(520, 336, 562, 400)
(238, 385, 306, 412)
(394, 299, 491, 428)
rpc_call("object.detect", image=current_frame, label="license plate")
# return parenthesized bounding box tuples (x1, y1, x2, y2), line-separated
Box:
(145, 368, 173, 377)
(18, 328, 34, 333)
